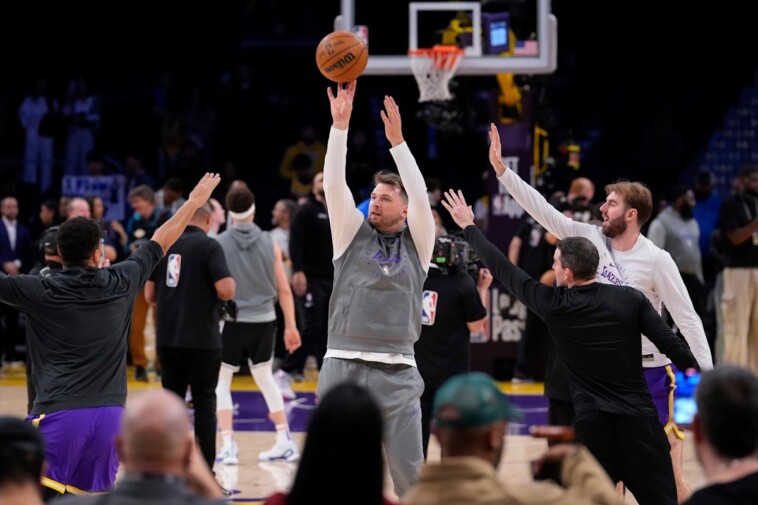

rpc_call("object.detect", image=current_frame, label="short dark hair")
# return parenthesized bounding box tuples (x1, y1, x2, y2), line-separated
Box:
(278, 199, 297, 217)
(57, 217, 102, 266)
(375, 172, 407, 202)
(0, 416, 45, 487)
(696, 364, 758, 459)
(556, 237, 599, 281)
(226, 187, 255, 213)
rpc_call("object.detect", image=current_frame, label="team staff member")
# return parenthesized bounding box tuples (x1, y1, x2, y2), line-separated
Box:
(0, 173, 220, 497)
(145, 201, 235, 470)
(442, 189, 699, 505)
(318, 82, 436, 497)
(415, 237, 490, 459)
(487, 124, 712, 501)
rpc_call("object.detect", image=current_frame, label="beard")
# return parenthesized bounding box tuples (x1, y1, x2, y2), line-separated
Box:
(601, 214, 627, 238)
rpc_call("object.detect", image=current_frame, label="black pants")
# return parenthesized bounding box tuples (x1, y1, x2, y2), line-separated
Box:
(420, 383, 440, 460)
(158, 347, 222, 470)
(281, 276, 332, 373)
(514, 309, 549, 380)
(573, 411, 676, 505)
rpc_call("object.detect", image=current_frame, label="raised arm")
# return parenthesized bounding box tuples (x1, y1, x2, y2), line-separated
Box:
(382, 95, 435, 269)
(322, 81, 364, 259)
(488, 123, 591, 240)
(150, 173, 221, 255)
(653, 251, 713, 370)
(442, 189, 551, 318)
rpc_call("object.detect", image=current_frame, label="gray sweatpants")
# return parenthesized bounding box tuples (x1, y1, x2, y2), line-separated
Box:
(317, 357, 425, 498)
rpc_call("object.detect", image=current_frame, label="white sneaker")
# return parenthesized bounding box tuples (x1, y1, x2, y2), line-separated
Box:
(274, 370, 296, 401)
(259, 439, 299, 462)
(216, 441, 239, 465)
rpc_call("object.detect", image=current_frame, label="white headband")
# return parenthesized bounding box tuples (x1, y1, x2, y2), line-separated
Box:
(228, 203, 255, 220)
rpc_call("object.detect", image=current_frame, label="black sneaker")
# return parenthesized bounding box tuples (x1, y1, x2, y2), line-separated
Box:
(134, 366, 148, 382)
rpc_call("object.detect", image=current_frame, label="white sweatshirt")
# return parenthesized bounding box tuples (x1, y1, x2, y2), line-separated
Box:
(497, 170, 713, 370)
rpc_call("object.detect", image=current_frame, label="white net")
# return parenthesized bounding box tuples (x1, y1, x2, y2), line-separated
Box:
(409, 46, 464, 102)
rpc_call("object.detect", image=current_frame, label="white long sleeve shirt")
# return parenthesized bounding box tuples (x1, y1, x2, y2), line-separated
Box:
(497, 170, 713, 370)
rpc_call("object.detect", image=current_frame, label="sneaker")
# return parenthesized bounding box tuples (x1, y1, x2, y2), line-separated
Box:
(274, 370, 296, 401)
(258, 439, 299, 462)
(216, 441, 239, 465)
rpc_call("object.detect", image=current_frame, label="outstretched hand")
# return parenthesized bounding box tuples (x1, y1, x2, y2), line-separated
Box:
(188, 173, 221, 207)
(440, 189, 476, 230)
(327, 80, 357, 130)
(488, 123, 508, 177)
(380, 95, 404, 147)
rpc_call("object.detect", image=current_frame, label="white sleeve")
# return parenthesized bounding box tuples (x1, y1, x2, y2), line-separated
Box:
(497, 171, 595, 239)
(323, 127, 364, 260)
(654, 251, 714, 370)
(390, 142, 435, 272)
(646, 219, 666, 249)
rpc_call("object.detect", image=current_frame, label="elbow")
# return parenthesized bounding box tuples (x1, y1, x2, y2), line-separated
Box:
(216, 279, 236, 301)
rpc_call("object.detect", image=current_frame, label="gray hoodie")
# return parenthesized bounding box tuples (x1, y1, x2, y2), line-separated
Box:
(217, 222, 277, 322)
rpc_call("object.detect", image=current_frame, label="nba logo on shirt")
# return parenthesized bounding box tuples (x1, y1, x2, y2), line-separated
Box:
(421, 290, 438, 326)
(166, 254, 181, 287)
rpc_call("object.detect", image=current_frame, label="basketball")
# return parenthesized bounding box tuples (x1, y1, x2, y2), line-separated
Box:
(315, 31, 368, 83)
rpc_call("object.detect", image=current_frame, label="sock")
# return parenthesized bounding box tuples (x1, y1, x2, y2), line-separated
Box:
(222, 431, 234, 448)
(275, 423, 291, 443)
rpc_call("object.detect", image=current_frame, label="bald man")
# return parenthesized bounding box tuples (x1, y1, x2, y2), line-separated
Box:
(57, 389, 224, 504)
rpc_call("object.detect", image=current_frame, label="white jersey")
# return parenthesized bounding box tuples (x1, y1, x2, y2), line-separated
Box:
(498, 171, 713, 370)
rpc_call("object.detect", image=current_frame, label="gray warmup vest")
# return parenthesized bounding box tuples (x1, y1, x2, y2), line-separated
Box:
(327, 221, 427, 355)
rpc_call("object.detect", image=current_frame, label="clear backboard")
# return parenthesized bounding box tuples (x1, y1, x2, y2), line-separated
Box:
(336, 0, 557, 76)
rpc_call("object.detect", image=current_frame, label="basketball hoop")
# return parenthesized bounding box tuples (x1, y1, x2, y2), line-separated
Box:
(408, 45, 465, 102)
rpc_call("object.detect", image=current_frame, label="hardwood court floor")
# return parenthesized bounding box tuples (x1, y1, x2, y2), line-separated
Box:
(0, 366, 706, 504)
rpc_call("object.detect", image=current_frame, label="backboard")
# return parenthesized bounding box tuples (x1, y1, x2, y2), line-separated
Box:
(336, 0, 557, 76)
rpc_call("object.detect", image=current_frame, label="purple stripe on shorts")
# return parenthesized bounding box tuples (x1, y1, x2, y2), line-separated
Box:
(28, 406, 124, 493)
(643, 364, 677, 427)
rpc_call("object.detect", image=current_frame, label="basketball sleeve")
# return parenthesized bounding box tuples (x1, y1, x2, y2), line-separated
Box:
(653, 250, 713, 370)
(390, 142, 435, 272)
(323, 127, 365, 260)
(497, 171, 594, 239)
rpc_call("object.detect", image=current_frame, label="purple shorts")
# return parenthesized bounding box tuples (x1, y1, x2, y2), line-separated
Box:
(643, 364, 684, 440)
(28, 406, 124, 494)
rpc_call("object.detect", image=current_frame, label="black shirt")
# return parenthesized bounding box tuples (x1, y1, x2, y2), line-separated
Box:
(290, 194, 334, 278)
(150, 226, 231, 349)
(719, 191, 758, 267)
(0, 240, 163, 414)
(415, 266, 487, 389)
(464, 225, 699, 417)
(683, 472, 758, 505)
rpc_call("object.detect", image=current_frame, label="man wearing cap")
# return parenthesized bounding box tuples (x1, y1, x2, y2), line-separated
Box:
(442, 190, 700, 505)
(402, 372, 618, 505)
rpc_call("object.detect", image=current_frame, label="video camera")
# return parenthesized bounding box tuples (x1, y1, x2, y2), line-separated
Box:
(433, 233, 479, 276)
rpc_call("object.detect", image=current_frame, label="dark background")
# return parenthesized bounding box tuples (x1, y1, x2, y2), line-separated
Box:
(0, 0, 755, 220)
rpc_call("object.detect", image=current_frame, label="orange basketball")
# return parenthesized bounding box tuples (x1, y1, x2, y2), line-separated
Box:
(315, 31, 368, 83)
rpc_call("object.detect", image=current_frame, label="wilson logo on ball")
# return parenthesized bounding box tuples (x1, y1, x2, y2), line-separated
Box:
(324, 52, 357, 73)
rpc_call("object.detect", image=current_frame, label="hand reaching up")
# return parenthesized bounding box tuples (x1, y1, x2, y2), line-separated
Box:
(380, 95, 404, 147)
(488, 123, 509, 177)
(327, 80, 357, 130)
(441, 189, 476, 230)
(188, 173, 221, 207)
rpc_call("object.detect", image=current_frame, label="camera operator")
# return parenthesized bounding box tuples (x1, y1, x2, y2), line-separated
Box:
(415, 234, 491, 459)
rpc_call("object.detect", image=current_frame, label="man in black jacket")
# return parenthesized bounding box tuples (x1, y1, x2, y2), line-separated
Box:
(285, 172, 333, 376)
(442, 189, 700, 505)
